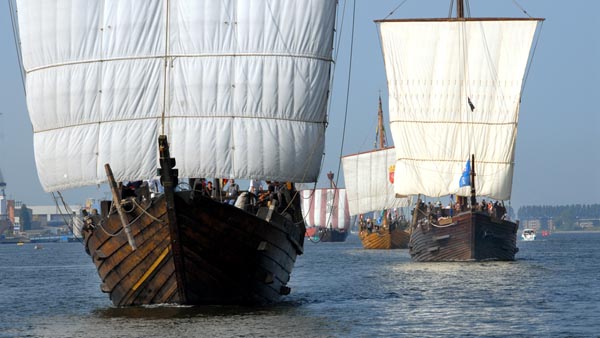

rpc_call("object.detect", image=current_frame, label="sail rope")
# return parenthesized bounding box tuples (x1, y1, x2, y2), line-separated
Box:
(300, 0, 350, 243)
(511, 0, 533, 18)
(308, 0, 356, 244)
(383, 0, 411, 20)
(51, 192, 83, 244)
(8, 0, 26, 94)
(521, 21, 544, 98)
(334, 0, 355, 192)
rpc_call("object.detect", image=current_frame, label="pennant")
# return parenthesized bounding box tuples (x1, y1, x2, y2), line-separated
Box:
(459, 159, 471, 187)
(468, 97, 475, 112)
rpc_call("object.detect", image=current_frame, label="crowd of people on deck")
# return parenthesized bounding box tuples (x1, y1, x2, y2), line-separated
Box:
(415, 197, 509, 223)
(120, 177, 294, 214)
(358, 209, 407, 234)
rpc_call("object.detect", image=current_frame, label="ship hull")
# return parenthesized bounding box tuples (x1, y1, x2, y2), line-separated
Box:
(305, 227, 349, 242)
(358, 228, 409, 249)
(83, 191, 305, 306)
(409, 211, 518, 262)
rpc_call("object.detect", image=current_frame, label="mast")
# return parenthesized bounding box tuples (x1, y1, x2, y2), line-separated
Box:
(457, 0, 465, 19)
(327, 171, 336, 189)
(470, 154, 477, 207)
(376, 95, 386, 149)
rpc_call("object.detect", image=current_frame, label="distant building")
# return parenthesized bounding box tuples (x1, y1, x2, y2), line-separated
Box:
(521, 217, 555, 232)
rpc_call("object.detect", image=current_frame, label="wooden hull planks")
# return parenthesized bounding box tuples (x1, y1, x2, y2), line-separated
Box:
(83, 191, 305, 306)
(408, 211, 518, 262)
(358, 228, 409, 249)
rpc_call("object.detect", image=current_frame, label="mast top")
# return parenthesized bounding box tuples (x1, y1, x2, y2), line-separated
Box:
(457, 0, 465, 19)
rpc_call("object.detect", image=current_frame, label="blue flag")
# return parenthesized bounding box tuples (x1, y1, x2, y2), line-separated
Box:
(459, 159, 471, 187)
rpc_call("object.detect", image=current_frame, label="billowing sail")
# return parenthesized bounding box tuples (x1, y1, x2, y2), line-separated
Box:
(16, 0, 335, 191)
(378, 18, 542, 200)
(301, 189, 350, 230)
(342, 147, 410, 216)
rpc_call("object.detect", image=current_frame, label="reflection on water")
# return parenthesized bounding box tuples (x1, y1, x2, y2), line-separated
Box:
(1, 233, 599, 337)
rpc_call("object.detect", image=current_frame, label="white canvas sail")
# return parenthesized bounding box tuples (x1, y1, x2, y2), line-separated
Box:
(378, 19, 541, 200)
(16, 0, 336, 192)
(342, 147, 410, 216)
(301, 189, 350, 230)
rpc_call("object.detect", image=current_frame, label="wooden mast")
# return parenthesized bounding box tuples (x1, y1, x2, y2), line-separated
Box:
(327, 171, 336, 189)
(377, 95, 386, 149)
(456, 0, 476, 207)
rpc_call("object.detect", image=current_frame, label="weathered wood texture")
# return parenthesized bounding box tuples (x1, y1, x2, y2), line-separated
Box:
(358, 228, 409, 249)
(83, 191, 305, 306)
(408, 211, 518, 262)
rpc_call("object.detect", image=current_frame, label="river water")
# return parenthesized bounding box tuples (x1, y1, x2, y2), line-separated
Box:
(0, 232, 599, 337)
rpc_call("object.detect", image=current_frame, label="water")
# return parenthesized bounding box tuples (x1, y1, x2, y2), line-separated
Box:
(1, 233, 599, 337)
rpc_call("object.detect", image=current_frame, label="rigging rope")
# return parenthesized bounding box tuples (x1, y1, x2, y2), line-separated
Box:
(309, 0, 357, 244)
(383, 0, 411, 20)
(51, 192, 84, 244)
(8, 0, 26, 95)
(511, 0, 533, 18)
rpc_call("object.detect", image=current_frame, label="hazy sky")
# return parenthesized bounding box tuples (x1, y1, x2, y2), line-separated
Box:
(0, 0, 598, 211)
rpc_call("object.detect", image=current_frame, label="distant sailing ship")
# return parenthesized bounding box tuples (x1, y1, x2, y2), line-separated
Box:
(342, 97, 411, 249)
(377, 1, 543, 261)
(301, 172, 350, 242)
(15, 0, 336, 305)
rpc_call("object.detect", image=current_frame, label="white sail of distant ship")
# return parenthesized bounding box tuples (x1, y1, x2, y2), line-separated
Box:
(342, 147, 409, 216)
(376, 1, 543, 261)
(379, 17, 540, 200)
(341, 98, 411, 249)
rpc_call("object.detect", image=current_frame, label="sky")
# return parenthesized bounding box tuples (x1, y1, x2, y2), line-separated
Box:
(0, 0, 598, 212)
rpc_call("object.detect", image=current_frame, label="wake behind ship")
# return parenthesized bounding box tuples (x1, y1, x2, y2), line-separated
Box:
(14, 0, 336, 305)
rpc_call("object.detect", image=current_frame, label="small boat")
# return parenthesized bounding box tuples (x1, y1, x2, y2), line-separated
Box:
(377, 1, 544, 261)
(34, 244, 43, 250)
(521, 229, 536, 241)
(17, 242, 24, 246)
(301, 172, 350, 243)
(341, 97, 411, 249)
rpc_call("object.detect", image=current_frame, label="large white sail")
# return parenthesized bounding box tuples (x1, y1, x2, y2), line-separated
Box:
(16, 0, 335, 192)
(378, 19, 541, 200)
(301, 189, 350, 230)
(342, 147, 410, 216)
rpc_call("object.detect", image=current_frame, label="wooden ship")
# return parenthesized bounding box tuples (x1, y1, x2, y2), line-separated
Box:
(376, 1, 544, 261)
(301, 172, 350, 243)
(341, 97, 411, 250)
(14, 0, 336, 305)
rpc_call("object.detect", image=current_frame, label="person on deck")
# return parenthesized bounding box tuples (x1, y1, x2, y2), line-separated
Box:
(205, 181, 213, 197)
(225, 179, 240, 205)
(249, 179, 264, 196)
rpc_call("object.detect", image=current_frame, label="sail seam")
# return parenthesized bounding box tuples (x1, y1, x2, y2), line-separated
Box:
(397, 158, 513, 165)
(390, 120, 516, 126)
(32, 116, 326, 134)
(24, 53, 334, 74)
